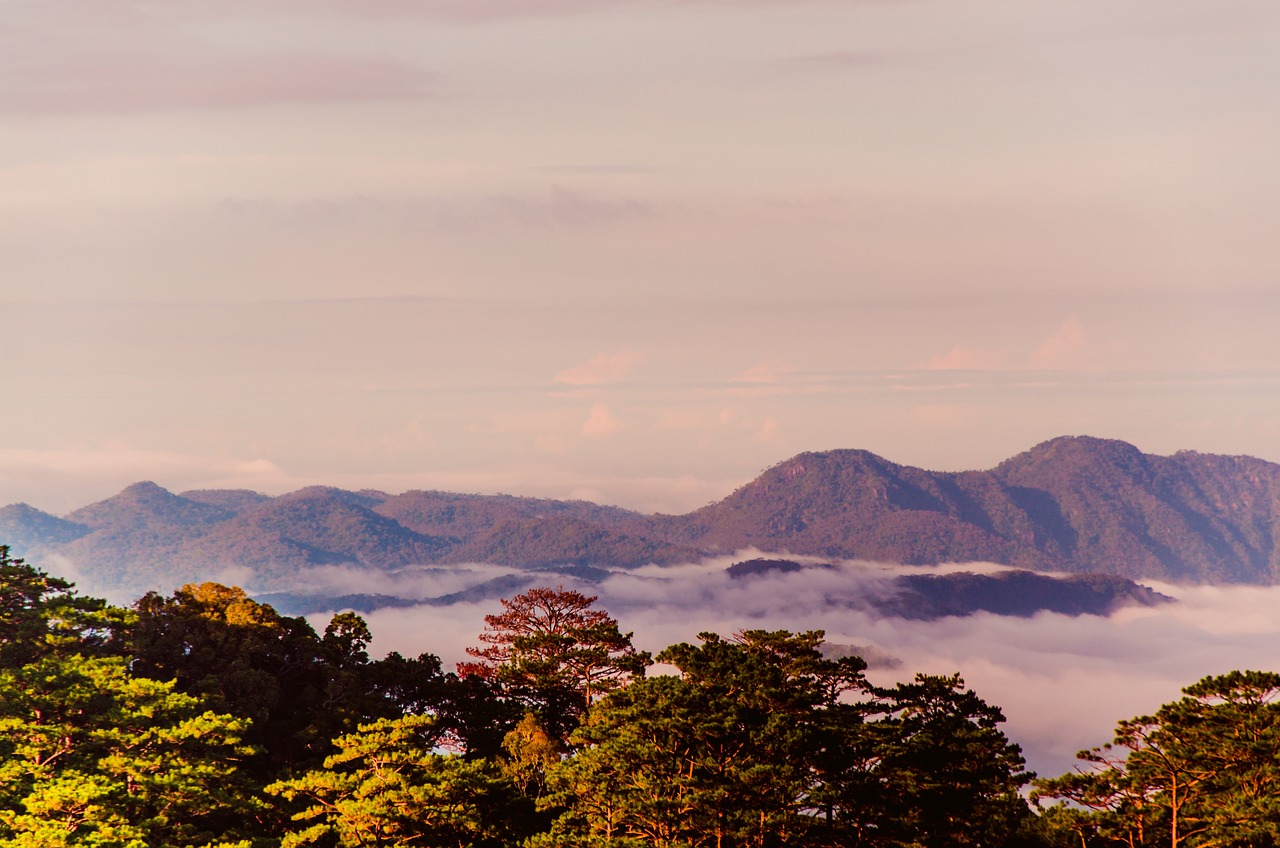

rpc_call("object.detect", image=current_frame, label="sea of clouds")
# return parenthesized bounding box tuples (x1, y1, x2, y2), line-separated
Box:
(275, 555, 1280, 778)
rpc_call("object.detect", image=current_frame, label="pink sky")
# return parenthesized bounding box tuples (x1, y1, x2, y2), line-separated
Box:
(2, 0, 1279, 513)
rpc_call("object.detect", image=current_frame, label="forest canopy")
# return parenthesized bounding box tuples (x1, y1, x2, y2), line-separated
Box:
(0, 544, 1273, 847)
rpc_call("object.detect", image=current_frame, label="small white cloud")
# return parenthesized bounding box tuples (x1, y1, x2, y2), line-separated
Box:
(233, 458, 286, 475)
(750, 417, 783, 446)
(555, 349, 646, 386)
(581, 404, 622, 437)
(1028, 315, 1093, 371)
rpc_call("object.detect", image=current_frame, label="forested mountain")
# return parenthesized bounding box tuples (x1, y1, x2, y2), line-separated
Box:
(6, 436, 1280, 596)
(650, 436, 1280, 582)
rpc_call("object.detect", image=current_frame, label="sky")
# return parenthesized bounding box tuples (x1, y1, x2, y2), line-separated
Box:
(3, 0, 1280, 515)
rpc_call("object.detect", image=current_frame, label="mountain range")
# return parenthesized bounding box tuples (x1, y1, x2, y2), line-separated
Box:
(4, 435, 1280, 600)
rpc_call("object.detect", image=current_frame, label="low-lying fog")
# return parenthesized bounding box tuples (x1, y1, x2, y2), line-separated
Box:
(282, 556, 1280, 778)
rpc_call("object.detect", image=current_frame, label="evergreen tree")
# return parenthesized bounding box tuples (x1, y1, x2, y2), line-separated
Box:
(862, 673, 1032, 847)
(1034, 670, 1280, 848)
(0, 653, 258, 847)
(459, 586, 650, 745)
(540, 630, 1031, 848)
(267, 714, 527, 848)
(538, 630, 868, 848)
(131, 582, 477, 775)
(0, 544, 130, 667)
(130, 582, 342, 776)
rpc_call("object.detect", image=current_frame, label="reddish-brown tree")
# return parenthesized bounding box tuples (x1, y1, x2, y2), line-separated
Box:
(459, 586, 649, 743)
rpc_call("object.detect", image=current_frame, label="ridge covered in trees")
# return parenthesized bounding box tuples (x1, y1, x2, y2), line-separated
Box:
(9, 437, 1280, 597)
(0, 543, 1275, 847)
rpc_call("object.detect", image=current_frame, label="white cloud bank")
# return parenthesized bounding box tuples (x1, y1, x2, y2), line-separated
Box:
(308, 558, 1280, 778)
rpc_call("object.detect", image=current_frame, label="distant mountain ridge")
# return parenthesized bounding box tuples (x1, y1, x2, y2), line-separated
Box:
(5, 436, 1280, 595)
(646, 436, 1280, 583)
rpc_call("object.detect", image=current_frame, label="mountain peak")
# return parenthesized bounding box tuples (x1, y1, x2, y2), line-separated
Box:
(1015, 435, 1143, 459)
(0, 503, 91, 551)
(120, 480, 174, 499)
(996, 436, 1149, 478)
(68, 481, 233, 529)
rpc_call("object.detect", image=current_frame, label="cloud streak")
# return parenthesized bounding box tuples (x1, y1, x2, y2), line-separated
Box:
(556, 350, 647, 385)
(0, 2, 437, 115)
(919, 316, 1111, 373)
(0, 51, 434, 115)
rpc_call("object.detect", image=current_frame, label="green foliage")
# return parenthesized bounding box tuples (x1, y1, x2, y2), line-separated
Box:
(1034, 670, 1280, 848)
(130, 582, 482, 779)
(502, 713, 561, 798)
(853, 673, 1032, 847)
(0, 653, 258, 847)
(0, 544, 130, 667)
(130, 582, 344, 776)
(540, 630, 1031, 848)
(267, 714, 526, 848)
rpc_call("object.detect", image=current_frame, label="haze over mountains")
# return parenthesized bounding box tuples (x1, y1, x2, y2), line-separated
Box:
(4, 436, 1280, 605)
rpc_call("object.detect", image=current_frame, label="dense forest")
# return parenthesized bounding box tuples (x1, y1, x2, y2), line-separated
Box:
(2, 544, 1278, 847)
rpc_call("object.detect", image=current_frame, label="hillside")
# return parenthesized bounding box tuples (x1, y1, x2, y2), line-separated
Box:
(645, 437, 1280, 582)
(6, 436, 1280, 596)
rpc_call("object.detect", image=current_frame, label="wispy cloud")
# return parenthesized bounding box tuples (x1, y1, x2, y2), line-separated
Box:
(556, 349, 647, 386)
(779, 50, 885, 71)
(223, 189, 657, 235)
(920, 345, 1010, 371)
(0, 51, 434, 115)
(918, 316, 1114, 373)
(197, 0, 852, 24)
(731, 361, 796, 384)
(1027, 315, 1099, 371)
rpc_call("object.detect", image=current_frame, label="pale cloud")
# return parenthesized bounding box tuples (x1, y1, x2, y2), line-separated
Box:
(233, 458, 288, 476)
(0, 448, 284, 481)
(213, 189, 657, 236)
(1027, 315, 1095, 371)
(556, 349, 647, 386)
(920, 345, 1009, 371)
(751, 417, 784, 446)
(918, 317, 1113, 373)
(581, 404, 623, 437)
(0, 49, 434, 115)
(728, 362, 800, 398)
(168, 0, 849, 25)
(731, 361, 796, 384)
